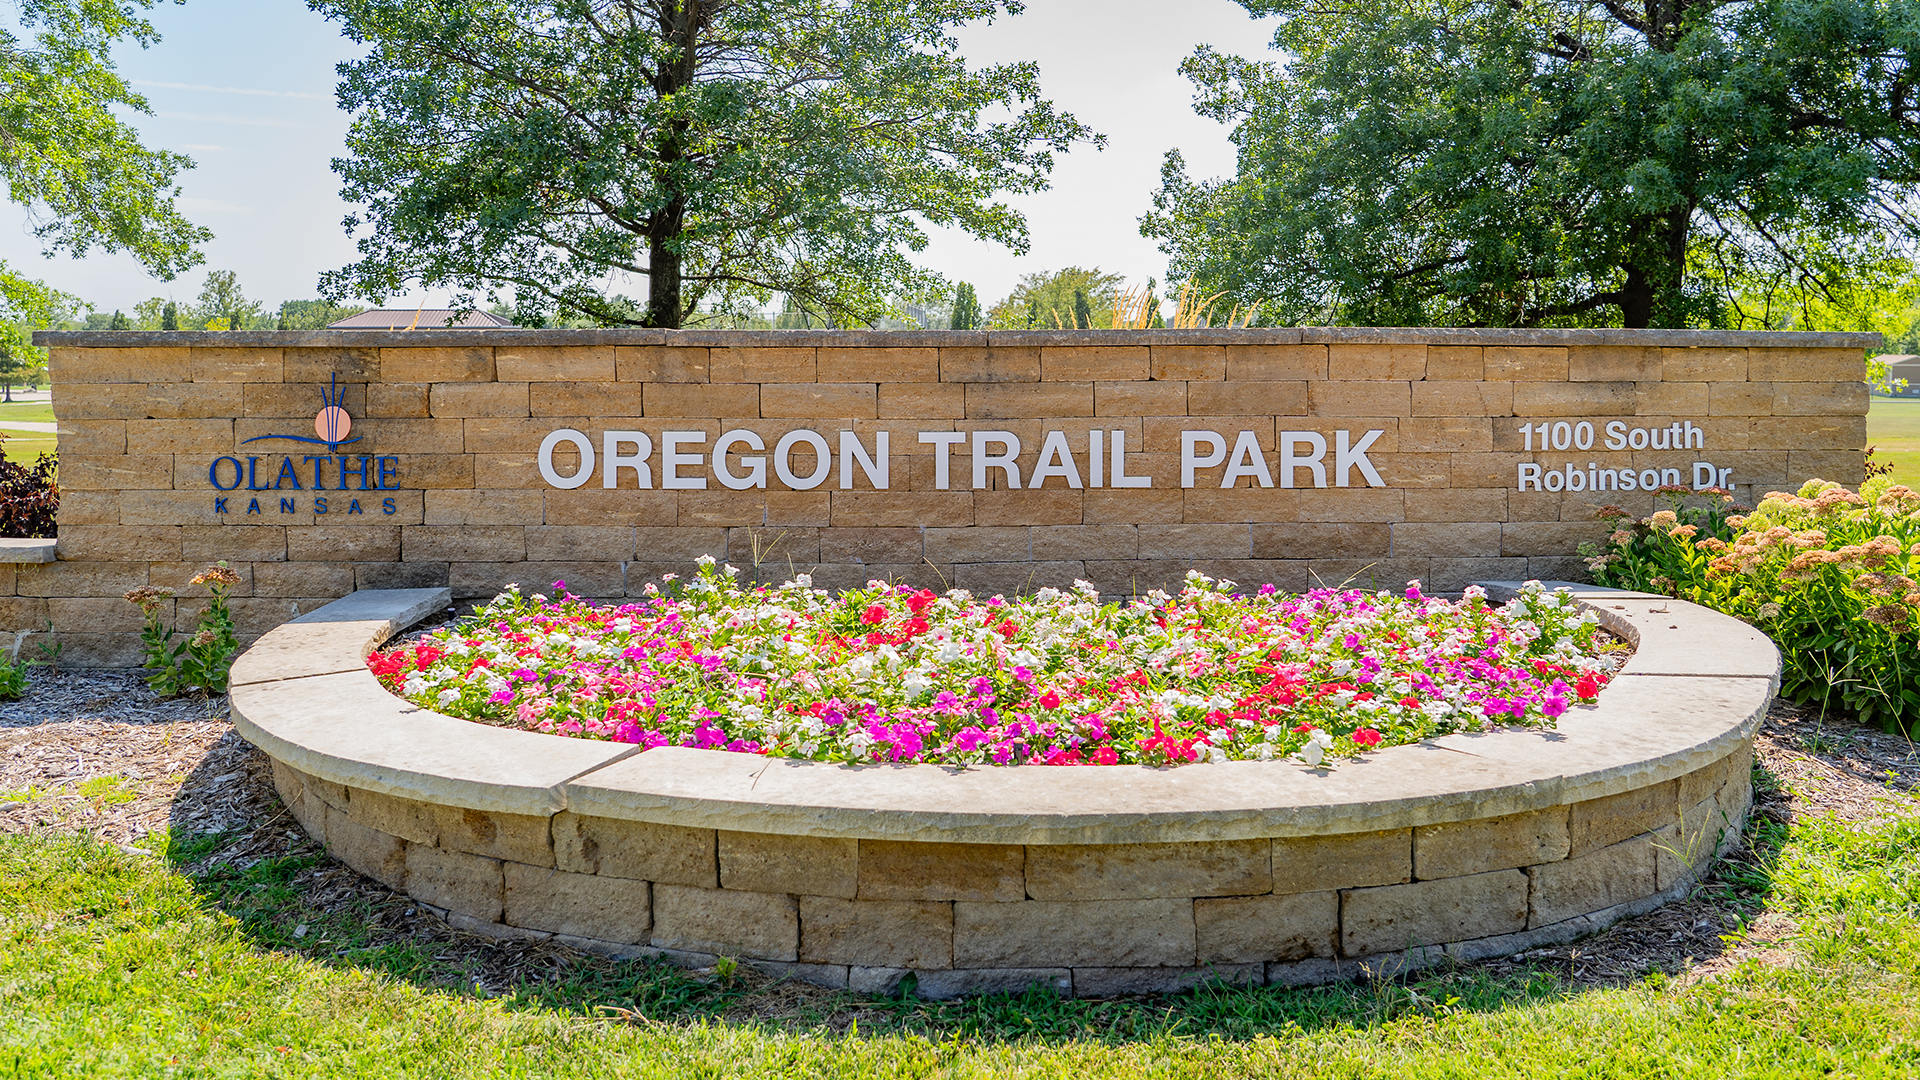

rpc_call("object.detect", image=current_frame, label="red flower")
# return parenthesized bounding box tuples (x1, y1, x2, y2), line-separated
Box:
(1575, 672, 1604, 699)
(1351, 728, 1383, 747)
(860, 603, 888, 625)
(1038, 690, 1062, 710)
(905, 589, 937, 615)
(902, 617, 930, 637)
(1293, 722, 1314, 733)
(1092, 746, 1119, 765)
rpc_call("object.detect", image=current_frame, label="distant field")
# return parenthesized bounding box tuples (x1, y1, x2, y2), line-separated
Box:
(0, 401, 56, 425)
(1869, 396, 1920, 484)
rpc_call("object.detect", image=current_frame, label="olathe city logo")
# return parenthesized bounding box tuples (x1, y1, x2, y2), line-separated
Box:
(206, 374, 401, 517)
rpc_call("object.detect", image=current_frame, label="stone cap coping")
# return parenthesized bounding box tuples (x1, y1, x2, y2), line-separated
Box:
(37, 326, 1881, 349)
(0, 538, 56, 563)
(228, 583, 1778, 844)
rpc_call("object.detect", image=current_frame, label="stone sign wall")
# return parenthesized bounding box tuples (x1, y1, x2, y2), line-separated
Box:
(26, 327, 1873, 665)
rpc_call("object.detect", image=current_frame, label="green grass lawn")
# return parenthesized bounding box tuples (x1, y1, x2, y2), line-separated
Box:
(0, 400, 55, 425)
(1869, 395, 1920, 484)
(6, 796, 1920, 1077)
(0, 399, 56, 463)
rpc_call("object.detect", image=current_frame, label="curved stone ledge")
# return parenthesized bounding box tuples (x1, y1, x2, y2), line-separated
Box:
(233, 583, 1771, 997)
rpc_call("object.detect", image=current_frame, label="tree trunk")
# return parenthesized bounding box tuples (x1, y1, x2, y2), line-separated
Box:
(1618, 207, 1692, 329)
(645, 1, 704, 330)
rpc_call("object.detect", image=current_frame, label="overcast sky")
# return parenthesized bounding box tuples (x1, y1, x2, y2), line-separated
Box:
(2, 0, 1280, 318)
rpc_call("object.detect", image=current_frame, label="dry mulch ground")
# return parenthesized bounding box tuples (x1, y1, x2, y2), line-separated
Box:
(2, 667, 1916, 1013)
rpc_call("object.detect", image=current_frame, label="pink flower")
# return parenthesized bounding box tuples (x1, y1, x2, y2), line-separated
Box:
(1351, 728, 1383, 747)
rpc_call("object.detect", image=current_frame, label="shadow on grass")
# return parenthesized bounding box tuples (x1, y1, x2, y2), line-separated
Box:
(155, 739, 1786, 1046)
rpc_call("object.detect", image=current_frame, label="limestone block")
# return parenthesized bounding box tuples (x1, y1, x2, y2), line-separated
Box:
(1195, 891, 1338, 963)
(937, 345, 1043, 383)
(1223, 344, 1327, 381)
(644, 383, 760, 417)
(1273, 829, 1411, 894)
(1501, 521, 1609, 558)
(1775, 381, 1868, 416)
(1747, 347, 1863, 382)
(1484, 346, 1568, 381)
(495, 345, 616, 382)
(830, 491, 974, 528)
(709, 347, 815, 384)
(346, 787, 441, 845)
(1072, 965, 1263, 997)
(972, 490, 1083, 527)
(1569, 780, 1679, 856)
(1528, 833, 1658, 927)
(56, 524, 181, 561)
(616, 345, 711, 383)
(322, 804, 406, 889)
(1029, 525, 1138, 562)
(1134, 524, 1253, 561)
(54, 383, 148, 419)
(1328, 343, 1426, 381)
(1295, 488, 1406, 523)
(1180, 487, 1301, 525)
(1150, 345, 1225, 381)
(652, 884, 799, 961)
(45, 597, 145, 634)
(1635, 382, 1709, 416)
(1708, 382, 1774, 415)
(878, 383, 966, 419)
(913, 968, 1071, 1000)
(1095, 381, 1186, 416)
(437, 805, 555, 868)
(817, 527, 924, 564)
(1424, 346, 1483, 381)
(1340, 869, 1529, 956)
(52, 346, 189, 384)
(761, 383, 878, 419)
(818, 347, 938, 383)
(1681, 746, 1751, 810)
(399, 526, 526, 563)
(964, 382, 1093, 418)
(1747, 415, 1866, 451)
(53, 419, 126, 455)
(552, 811, 716, 886)
(1565, 345, 1661, 382)
(1187, 381, 1308, 416)
(1656, 796, 1731, 889)
(924, 527, 1029, 563)
(356, 562, 449, 591)
(421, 490, 543, 527)
(953, 899, 1195, 968)
(368, 384, 430, 418)
(528, 382, 643, 416)
(251, 562, 356, 598)
(188, 347, 282, 383)
(856, 840, 1025, 902)
(1411, 381, 1513, 417)
(1402, 489, 1508, 523)
(719, 831, 858, 899)
(1789, 449, 1866, 485)
(405, 844, 504, 922)
(1025, 839, 1270, 901)
(1250, 523, 1390, 560)
(1038, 346, 1148, 382)
(1415, 806, 1570, 880)
(380, 346, 494, 383)
(1660, 347, 1745, 381)
(798, 897, 954, 968)
(16, 561, 147, 599)
(1511, 381, 1635, 416)
(1389, 522, 1502, 558)
(1308, 381, 1410, 417)
(502, 862, 649, 942)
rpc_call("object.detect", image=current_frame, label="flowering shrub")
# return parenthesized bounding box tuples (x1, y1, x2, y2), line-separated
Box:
(368, 565, 1616, 768)
(1584, 477, 1920, 731)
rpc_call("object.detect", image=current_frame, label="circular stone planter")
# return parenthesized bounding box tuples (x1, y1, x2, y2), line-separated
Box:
(231, 582, 1776, 999)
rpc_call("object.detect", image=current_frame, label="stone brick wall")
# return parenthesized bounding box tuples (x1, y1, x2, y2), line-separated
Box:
(31, 326, 1871, 666)
(270, 744, 1752, 996)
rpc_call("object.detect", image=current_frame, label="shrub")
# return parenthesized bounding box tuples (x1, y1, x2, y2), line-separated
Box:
(0, 446, 56, 538)
(124, 563, 244, 697)
(1582, 478, 1920, 731)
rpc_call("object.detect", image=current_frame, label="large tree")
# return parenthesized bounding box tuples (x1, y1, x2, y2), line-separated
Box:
(309, 0, 1096, 328)
(1145, 0, 1920, 329)
(0, 0, 209, 316)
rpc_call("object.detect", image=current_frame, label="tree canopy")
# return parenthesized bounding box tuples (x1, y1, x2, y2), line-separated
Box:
(1145, 0, 1920, 329)
(0, 0, 209, 316)
(309, 0, 1097, 328)
(985, 266, 1125, 328)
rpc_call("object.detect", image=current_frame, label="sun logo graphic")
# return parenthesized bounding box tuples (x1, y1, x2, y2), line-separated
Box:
(242, 373, 363, 451)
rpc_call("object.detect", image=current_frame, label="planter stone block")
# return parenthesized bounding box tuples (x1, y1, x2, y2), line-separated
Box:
(652, 884, 798, 962)
(552, 811, 715, 887)
(404, 843, 504, 923)
(437, 805, 555, 867)
(912, 968, 1071, 1000)
(856, 840, 1025, 901)
(503, 862, 650, 942)
(799, 897, 953, 968)
(1528, 834, 1658, 927)
(1195, 891, 1338, 963)
(322, 804, 405, 888)
(1414, 806, 1570, 880)
(1569, 780, 1678, 856)
(1273, 829, 1410, 894)
(1341, 870, 1529, 956)
(719, 831, 857, 898)
(1025, 839, 1270, 901)
(953, 899, 1195, 968)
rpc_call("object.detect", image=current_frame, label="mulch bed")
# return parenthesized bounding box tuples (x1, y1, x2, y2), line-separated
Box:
(2, 666, 1916, 1012)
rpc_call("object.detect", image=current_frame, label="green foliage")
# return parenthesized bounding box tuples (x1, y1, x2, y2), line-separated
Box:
(950, 281, 982, 330)
(0, 652, 28, 701)
(986, 266, 1125, 328)
(1586, 479, 1920, 731)
(195, 270, 264, 332)
(161, 299, 178, 330)
(107, 309, 129, 330)
(308, 0, 1098, 329)
(276, 299, 368, 330)
(0, 0, 210, 278)
(1148, 0, 1920, 329)
(125, 564, 243, 698)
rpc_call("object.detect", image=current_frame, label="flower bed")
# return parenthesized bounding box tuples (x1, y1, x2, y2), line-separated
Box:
(1586, 477, 1920, 731)
(367, 566, 1618, 768)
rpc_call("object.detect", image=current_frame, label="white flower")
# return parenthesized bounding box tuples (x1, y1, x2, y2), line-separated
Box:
(1255, 742, 1275, 760)
(1296, 728, 1334, 767)
(697, 554, 716, 566)
(436, 688, 460, 706)
(1206, 746, 1228, 765)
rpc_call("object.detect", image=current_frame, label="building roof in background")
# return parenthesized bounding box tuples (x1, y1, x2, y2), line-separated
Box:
(327, 308, 513, 330)
(1883, 353, 1920, 367)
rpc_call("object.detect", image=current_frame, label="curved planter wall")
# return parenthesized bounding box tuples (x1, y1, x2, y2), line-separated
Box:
(231, 582, 1776, 998)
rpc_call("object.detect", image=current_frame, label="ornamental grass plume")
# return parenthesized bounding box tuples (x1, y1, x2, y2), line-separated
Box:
(368, 565, 1618, 769)
(1585, 477, 1920, 732)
